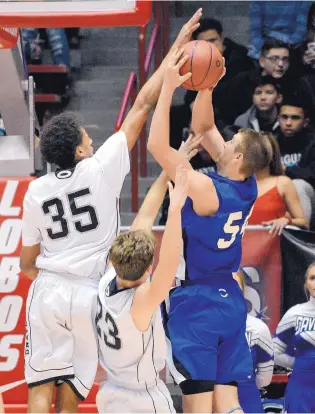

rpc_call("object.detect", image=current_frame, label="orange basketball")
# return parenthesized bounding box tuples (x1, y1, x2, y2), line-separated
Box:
(180, 40, 224, 91)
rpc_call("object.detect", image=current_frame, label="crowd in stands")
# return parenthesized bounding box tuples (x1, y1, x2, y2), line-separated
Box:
(162, 1, 315, 230)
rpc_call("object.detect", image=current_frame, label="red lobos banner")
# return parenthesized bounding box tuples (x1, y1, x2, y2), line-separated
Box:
(0, 178, 34, 404)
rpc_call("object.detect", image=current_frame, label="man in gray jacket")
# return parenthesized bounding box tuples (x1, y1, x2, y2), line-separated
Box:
(234, 75, 282, 132)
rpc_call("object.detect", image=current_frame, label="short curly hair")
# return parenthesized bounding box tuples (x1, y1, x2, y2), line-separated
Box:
(109, 230, 156, 281)
(40, 113, 83, 169)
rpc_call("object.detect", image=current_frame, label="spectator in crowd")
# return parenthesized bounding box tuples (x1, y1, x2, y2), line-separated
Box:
(275, 98, 315, 227)
(213, 39, 294, 125)
(248, 1, 311, 61)
(22, 28, 70, 69)
(296, 3, 315, 74)
(233, 269, 274, 414)
(192, 17, 254, 80)
(249, 132, 308, 234)
(273, 262, 315, 413)
(234, 76, 282, 132)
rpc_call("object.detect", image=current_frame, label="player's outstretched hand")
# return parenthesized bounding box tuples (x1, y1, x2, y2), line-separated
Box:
(168, 165, 189, 214)
(174, 8, 202, 49)
(164, 48, 192, 90)
(178, 133, 203, 161)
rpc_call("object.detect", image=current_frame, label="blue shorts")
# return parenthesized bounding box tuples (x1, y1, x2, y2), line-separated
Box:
(162, 275, 252, 394)
(238, 380, 264, 413)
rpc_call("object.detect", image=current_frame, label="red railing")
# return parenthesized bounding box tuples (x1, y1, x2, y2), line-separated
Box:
(114, 72, 138, 212)
(115, 1, 170, 213)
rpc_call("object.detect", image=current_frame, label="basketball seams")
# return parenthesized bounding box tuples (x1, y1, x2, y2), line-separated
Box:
(189, 40, 198, 91)
(194, 41, 213, 88)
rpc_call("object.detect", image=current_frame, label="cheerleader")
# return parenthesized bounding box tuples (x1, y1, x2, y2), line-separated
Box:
(234, 270, 274, 413)
(273, 262, 315, 413)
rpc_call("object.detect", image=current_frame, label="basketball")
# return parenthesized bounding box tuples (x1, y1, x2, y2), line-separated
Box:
(180, 40, 224, 91)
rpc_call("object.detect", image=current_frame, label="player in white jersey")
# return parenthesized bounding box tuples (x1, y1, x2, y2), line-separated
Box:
(273, 262, 315, 413)
(233, 270, 274, 413)
(96, 139, 200, 413)
(19, 9, 203, 413)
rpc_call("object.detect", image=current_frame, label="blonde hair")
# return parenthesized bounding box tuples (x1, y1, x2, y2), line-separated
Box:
(304, 262, 315, 299)
(109, 230, 156, 281)
(236, 128, 273, 176)
(233, 269, 246, 293)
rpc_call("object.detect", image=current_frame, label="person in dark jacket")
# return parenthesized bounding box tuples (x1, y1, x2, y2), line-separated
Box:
(213, 39, 296, 125)
(275, 98, 315, 226)
(234, 75, 282, 132)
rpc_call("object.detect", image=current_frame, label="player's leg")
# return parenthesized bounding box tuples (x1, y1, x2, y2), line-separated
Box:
(213, 384, 243, 414)
(28, 383, 55, 413)
(59, 282, 99, 404)
(25, 276, 75, 413)
(55, 382, 80, 413)
(162, 286, 218, 413)
(215, 325, 252, 413)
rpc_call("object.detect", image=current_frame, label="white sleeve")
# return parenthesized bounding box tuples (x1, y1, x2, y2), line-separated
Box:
(22, 188, 42, 246)
(255, 322, 275, 389)
(93, 130, 130, 197)
(273, 306, 296, 370)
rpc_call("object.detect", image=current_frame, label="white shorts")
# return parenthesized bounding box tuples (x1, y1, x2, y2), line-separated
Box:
(25, 272, 98, 400)
(96, 378, 175, 413)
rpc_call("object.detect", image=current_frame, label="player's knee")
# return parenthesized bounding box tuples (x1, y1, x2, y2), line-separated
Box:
(180, 379, 215, 395)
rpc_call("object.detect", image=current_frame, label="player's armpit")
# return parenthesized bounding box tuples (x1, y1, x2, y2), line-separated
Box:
(20, 244, 40, 280)
(148, 146, 219, 216)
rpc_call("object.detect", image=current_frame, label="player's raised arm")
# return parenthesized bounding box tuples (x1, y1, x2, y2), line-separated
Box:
(131, 134, 201, 233)
(131, 165, 188, 326)
(191, 86, 226, 165)
(120, 8, 202, 152)
(147, 49, 219, 216)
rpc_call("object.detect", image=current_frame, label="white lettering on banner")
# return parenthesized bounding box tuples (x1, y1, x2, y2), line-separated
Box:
(0, 219, 22, 255)
(0, 180, 20, 217)
(0, 296, 23, 332)
(0, 257, 20, 293)
(242, 266, 263, 318)
(0, 335, 24, 371)
(0, 180, 25, 374)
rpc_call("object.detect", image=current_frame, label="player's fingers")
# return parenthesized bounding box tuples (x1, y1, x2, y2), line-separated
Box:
(167, 181, 173, 193)
(187, 148, 198, 160)
(180, 72, 192, 84)
(191, 133, 203, 146)
(177, 54, 189, 69)
(189, 8, 202, 25)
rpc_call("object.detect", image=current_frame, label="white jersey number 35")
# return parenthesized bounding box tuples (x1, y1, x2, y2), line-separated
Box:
(217, 208, 253, 249)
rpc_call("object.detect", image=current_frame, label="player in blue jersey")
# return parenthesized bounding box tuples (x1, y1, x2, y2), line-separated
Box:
(234, 270, 274, 414)
(273, 262, 315, 413)
(147, 49, 273, 413)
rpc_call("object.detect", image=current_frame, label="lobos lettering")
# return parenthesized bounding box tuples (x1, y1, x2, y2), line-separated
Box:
(0, 178, 34, 403)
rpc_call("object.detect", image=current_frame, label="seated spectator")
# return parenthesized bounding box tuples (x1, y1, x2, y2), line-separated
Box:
(248, 1, 311, 61)
(275, 99, 315, 227)
(249, 132, 308, 234)
(192, 17, 254, 80)
(214, 39, 294, 125)
(22, 28, 70, 69)
(234, 75, 282, 132)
